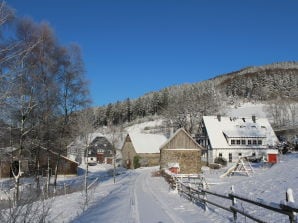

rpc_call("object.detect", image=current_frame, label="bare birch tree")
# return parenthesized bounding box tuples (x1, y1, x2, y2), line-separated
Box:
(52, 44, 90, 189)
(106, 124, 123, 184)
(75, 108, 95, 210)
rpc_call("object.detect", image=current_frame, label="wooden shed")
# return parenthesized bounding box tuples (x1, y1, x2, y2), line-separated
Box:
(0, 146, 78, 178)
(0, 147, 31, 178)
(160, 128, 202, 174)
(38, 147, 79, 176)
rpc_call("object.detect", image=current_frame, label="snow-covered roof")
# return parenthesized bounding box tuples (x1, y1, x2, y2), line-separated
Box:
(203, 116, 279, 149)
(223, 128, 266, 138)
(39, 146, 79, 164)
(129, 133, 167, 154)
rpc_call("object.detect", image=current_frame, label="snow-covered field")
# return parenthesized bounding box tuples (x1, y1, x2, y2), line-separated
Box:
(27, 153, 296, 222)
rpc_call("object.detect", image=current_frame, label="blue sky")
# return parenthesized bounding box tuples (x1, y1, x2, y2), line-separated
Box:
(7, 0, 298, 106)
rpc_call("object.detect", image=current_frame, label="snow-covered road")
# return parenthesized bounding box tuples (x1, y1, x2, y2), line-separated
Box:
(70, 167, 213, 223)
(132, 168, 183, 223)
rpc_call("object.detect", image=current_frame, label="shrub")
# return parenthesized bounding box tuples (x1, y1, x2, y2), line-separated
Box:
(133, 155, 141, 169)
(208, 163, 222, 169)
(214, 157, 227, 166)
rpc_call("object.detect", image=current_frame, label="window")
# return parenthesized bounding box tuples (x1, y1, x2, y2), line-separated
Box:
(231, 140, 235, 145)
(238, 153, 242, 157)
(248, 140, 252, 145)
(252, 152, 256, 156)
(241, 140, 246, 145)
(258, 140, 262, 145)
(229, 153, 232, 162)
(236, 140, 241, 145)
(253, 140, 257, 145)
(219, 153, 222, 158)
(97, 149, 104, 153)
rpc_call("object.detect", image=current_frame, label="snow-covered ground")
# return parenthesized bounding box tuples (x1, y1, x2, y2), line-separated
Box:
(40, 153, 298, 222)
(47, 166, 213, 223)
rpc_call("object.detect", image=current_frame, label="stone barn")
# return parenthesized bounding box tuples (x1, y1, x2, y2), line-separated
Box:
(160, 128, 202, 174)
(121, 133, 167, 169)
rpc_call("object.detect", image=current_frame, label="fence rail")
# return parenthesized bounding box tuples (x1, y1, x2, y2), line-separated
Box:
(162, 170, 297, 223)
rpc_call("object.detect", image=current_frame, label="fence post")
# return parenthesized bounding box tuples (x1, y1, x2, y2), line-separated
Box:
(175, 177, 180, 193)
(231, 185, 237, 222)
(202, 183, 208, 211)
(188, 183, 191, 201)
(286, 188, 297, 223)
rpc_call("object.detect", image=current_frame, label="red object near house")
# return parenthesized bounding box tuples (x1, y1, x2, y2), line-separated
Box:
(268, 153, 278, 164)
(169, 167, 179, 174)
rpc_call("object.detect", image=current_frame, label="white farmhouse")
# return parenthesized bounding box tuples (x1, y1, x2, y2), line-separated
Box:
(199, 115, 279, 164)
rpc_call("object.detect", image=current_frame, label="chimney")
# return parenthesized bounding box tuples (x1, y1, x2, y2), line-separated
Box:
(217, 114, 221, 122)
(252, 115, 256, 123)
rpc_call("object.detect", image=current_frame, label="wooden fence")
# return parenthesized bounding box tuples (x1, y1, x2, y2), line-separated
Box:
(0, 176, 100, 209)
(162, 171, 298, 223)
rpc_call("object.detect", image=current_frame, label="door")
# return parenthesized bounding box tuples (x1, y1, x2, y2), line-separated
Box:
(126, 159, 131, 169)
(97, 153, 104, 163)
(268, 154, 277, 163)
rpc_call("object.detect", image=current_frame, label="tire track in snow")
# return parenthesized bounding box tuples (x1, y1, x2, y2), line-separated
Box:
(134, 170, 184, 223)
(142, 169, 185, 223)
(128, 172, 141, 223)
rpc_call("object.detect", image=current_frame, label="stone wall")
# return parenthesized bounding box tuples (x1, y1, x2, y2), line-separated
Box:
(139, 153, 160, 167)
(160, 149, 201, 174)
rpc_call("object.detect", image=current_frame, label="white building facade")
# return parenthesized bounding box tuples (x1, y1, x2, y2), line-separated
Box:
(200, 116, 279, 163)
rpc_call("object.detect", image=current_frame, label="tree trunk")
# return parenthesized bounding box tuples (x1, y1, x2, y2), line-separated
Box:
(113, 151, 116, 184)
(53, 155, 60, 193)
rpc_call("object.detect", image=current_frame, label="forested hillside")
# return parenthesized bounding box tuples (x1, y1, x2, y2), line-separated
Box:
(94, 62, 298, 132)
